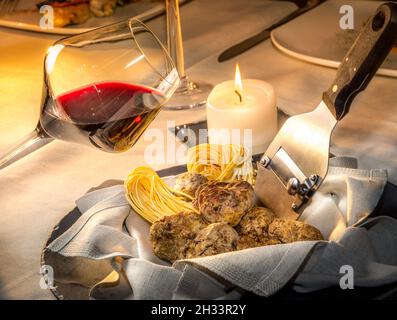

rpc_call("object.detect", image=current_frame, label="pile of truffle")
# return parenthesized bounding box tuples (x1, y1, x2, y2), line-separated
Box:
(150, 173, 323, 263)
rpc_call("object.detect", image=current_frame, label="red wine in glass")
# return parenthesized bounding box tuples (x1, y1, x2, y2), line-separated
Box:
(41, 81, 164, 152)
(0, 18, 179, 170)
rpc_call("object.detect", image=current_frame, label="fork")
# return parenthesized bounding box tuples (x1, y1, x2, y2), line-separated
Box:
(0, 0, 19, 17)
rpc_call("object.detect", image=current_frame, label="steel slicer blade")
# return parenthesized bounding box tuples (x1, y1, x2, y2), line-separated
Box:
(257, 2, 397, 219)
(254, 101, 337, 220)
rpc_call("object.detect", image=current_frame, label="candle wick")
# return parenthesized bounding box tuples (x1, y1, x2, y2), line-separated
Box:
(234, 90, 243, 103)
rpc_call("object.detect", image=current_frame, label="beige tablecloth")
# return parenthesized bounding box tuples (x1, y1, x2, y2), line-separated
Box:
(0, 0, 396, 299)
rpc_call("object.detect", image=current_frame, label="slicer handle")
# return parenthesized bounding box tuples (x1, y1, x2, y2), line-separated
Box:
(323, 2, 397, 120)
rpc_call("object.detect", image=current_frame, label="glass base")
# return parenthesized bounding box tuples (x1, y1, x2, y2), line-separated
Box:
(162, 77, 213, 110)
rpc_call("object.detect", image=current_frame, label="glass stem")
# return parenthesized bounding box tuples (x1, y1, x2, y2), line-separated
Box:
(166, 0, 185, 79)
(0, 124, 54, 170)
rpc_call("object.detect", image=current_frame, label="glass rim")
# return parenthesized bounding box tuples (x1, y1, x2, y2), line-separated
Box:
(128, 18, 177, 86)
(48, 18, 178, 87)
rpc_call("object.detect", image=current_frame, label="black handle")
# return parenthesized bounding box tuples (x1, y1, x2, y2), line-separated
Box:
(323, 2, 397, 120)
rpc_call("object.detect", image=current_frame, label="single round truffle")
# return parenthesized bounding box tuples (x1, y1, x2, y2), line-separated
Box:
(237, 207, 276, 236)
(237, 236, 282, 250)
(150, 211, 206, 262)
(174, 173, 208, 197)
(194, 181, 255, 226)
(236, 207, 280, 249)
(186, 223, 239, 258)
(268, 219, 324, 243)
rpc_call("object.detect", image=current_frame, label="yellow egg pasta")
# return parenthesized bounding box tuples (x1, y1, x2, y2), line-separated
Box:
(124, 144, 254, 224)
(124, 166, 197, 224)
(186, 144, 254, 184)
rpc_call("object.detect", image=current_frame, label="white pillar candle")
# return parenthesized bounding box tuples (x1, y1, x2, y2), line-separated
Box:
(206, 67, 277, 152)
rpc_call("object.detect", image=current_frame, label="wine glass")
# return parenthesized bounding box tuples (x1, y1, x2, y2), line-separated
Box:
(0, 18, 179, 170)
(163, 0, 213, 110)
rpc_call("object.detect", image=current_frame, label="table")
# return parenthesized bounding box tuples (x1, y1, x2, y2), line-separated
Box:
(0, 0, 396, 299)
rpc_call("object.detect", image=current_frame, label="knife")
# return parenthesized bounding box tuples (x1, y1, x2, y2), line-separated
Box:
(254, 3, 397, 219)
(217, 0, 325, 63)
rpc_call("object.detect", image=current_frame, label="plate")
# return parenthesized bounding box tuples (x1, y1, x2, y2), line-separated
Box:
(270, 0, 397, 78)
(0, 0, 185, 35)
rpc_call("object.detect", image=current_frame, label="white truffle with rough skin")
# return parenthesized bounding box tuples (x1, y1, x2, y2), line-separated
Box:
(186, 223, 239, 258)
(174, 173, 208, 197)
(194, 181, 255, 226)
(268, 219, 324, 243)
(150, 211, 206, 262)
(236, 207, 280, 249)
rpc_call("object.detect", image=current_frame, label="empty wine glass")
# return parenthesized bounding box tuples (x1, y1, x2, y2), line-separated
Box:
(0, 18, 179, 170)
(163, 0, 213, 110)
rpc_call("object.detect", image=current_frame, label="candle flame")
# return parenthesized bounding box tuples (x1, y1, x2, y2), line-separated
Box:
(234, 63, 243, 103)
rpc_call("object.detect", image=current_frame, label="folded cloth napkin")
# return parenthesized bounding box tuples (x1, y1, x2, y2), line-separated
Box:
(44, 157, 397, 299)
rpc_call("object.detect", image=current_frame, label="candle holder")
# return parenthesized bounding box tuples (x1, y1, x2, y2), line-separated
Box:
(162, 0, 213, 110)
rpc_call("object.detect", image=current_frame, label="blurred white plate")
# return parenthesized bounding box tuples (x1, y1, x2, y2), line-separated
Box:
(0, 0, 183, 35)
(271, 0, 397, 78)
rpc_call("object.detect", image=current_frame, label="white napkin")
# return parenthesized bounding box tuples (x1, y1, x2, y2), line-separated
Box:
(44, 158, 397, 299)
(300, 157, 387, 240)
